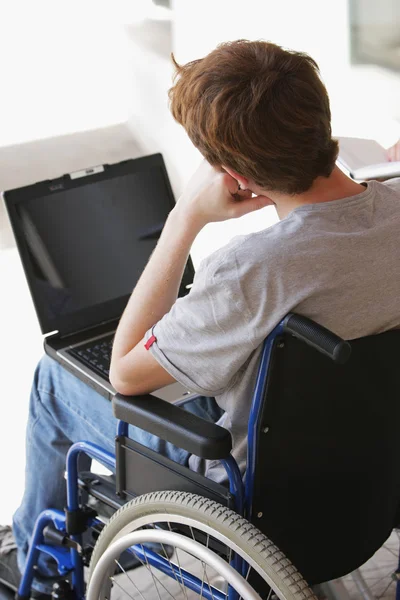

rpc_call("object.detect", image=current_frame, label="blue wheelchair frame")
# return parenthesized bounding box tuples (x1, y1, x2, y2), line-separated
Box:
(16, 320, 286, 600)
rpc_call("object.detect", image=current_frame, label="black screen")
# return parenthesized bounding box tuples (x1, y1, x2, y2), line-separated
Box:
(15, 167, 175, 322)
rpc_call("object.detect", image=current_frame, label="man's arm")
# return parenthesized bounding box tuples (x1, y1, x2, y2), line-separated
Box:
(110, 160, 272, 396)
(109, 205, 201, 395)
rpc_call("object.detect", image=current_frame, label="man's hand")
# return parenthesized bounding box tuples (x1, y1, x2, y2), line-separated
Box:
(387, 140, 400, 162)
(176, 160, 274, 229)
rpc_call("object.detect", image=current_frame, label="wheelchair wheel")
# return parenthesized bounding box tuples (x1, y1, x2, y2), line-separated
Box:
(88, 491, 316, 600)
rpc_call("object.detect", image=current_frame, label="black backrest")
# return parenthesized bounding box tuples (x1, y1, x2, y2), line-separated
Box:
(252, 329, 400, 584)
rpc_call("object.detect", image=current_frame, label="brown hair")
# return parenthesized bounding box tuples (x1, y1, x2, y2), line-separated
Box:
(169, 40, 338, 195)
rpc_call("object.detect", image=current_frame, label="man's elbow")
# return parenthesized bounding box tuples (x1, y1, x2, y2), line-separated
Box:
(109, 347, 170, 396)
(110, 377, 134, 396)
(109, 364, 137, 396)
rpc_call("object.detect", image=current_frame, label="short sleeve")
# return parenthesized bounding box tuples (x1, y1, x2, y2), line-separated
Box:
(145, 254, 257, 397)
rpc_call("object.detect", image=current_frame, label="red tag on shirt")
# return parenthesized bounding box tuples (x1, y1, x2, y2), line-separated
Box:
(144, 335, 157, 350)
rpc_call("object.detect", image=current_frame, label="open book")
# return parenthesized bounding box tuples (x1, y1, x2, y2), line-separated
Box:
(337, 137, 400, 181)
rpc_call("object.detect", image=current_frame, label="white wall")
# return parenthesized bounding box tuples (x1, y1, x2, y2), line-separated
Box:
(172, 0, 350, 65)
(0, 25, 133, 149)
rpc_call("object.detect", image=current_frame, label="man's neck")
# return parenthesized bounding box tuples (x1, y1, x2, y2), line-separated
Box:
(267, 167, 367, 220)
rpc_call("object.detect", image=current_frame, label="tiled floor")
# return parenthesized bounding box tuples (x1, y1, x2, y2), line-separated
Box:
(342, 531, 400, 599)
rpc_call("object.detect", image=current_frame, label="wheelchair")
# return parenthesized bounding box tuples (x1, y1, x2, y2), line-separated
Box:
(9, 314, 400, 600)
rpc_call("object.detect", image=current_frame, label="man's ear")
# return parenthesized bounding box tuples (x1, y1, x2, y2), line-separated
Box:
(222, 166, 249, 190)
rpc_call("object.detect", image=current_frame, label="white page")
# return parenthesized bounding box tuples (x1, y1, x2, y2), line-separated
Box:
(337, 137, 388, 171)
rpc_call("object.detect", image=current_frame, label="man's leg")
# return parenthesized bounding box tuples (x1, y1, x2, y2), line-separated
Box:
(9, 355, 215, 594)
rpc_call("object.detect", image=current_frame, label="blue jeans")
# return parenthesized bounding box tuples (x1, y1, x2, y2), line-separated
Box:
(12, 355, 222, 594)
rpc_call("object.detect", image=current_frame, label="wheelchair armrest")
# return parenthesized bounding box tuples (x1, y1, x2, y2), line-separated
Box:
(112, 393, 233, 460)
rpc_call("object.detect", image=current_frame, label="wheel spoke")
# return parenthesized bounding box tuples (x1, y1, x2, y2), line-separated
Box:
(172, 546, 189, 600)
(189, 527, 206, 600)
(122, 542, 178, 600)
(383, 544, 398, 558)
(140, 545, 162, 600)
(199, 561, 206, 600)
(110, 575, 138, 600)
(189, 526, 196, 542)
(202, 563, 216, 600)
(200, 533, 217, 600)
(167, 520, 189, 599)
(141, 544, 175, 600)
(376, 577, 395, 599)
(160, 540, 187, 597)
(368, 569, 396, 589)
(114, 559, 146, 600)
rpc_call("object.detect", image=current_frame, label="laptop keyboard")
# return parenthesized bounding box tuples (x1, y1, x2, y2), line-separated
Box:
(69, 334, 114, 379)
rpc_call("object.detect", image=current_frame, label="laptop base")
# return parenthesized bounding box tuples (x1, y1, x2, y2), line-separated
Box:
(44, 321, 197, 405)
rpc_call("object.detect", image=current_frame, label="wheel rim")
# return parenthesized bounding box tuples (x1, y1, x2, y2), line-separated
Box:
(87, 529, 262, 600)
(89, 510, 306, 600)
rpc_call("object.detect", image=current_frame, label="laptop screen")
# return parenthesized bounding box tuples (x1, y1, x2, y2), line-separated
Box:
(5, 154, 194, 335)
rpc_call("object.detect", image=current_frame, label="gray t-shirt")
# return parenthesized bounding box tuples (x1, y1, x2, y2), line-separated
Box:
(146, 178, 400, 482)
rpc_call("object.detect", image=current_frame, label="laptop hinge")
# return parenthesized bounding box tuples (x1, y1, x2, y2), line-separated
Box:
(59, 318, 119, 340)
(43, 330, 60, 340)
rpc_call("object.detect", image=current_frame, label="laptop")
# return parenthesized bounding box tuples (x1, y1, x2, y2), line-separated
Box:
(3, 153, 198, 404)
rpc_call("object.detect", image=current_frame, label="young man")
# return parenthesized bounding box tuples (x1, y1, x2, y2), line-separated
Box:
(1, 39, 400, 597)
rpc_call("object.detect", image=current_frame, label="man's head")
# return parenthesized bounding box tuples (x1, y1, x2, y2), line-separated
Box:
(169, 40, 338, 196)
